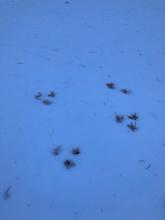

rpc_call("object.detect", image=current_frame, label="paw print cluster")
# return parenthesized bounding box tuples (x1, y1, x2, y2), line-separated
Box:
(106, 82, 131, 94)
(51, 145, 81, 169)
(106, 82, 139, 131)
(34, 91, 56, 105)
(115, 113, 139, 131)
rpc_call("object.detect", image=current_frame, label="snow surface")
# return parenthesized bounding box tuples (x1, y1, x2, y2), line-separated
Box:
(0, 0, 165, 219)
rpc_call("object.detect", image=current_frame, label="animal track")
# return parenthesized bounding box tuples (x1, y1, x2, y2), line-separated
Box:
(52, 145, 62, 156)
(128, 113, 139, 120)
(127, 122, 138, 131)
(105, 82, 132, 95)
(106, 82, 116, 89)
(120, 88, 131, 94)
(34, 90, 56, 105)
(48, 91, 56, 97)
(42, 99, 53, 105)
(72, 147, 81, 155)
(64, 159, 76, 169)
(51, 145, 81, 169)
(115, 115, 124, 123)
(34, 92, 42, 100)
(115, 113, 139, 131)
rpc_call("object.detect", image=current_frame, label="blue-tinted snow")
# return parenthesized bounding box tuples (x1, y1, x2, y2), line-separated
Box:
(0, 0, 165, 219)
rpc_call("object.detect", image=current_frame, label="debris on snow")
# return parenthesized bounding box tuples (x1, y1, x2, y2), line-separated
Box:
(3, 186, 12, 200)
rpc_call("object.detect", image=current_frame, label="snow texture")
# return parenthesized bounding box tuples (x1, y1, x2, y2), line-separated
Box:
(0, 0, 165, 219)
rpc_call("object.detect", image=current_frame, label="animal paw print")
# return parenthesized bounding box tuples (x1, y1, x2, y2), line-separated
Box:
(51, 145, 81, 170)
(115, 113, 139, 132)
(34, 90, 56, 105)
(105, 82, 132, 94)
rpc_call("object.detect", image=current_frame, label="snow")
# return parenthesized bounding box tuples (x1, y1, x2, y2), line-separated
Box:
(0, 0, 165, 219)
